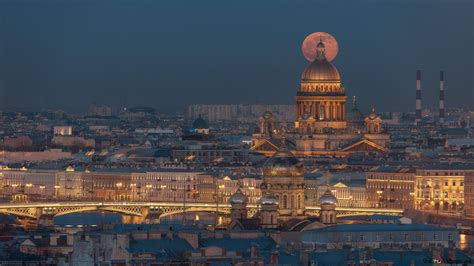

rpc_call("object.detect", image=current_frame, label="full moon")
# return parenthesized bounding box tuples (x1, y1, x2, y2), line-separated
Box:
(301, 32, 339, 62)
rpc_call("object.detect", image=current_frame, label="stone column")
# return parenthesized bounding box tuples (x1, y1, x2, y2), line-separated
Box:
(338, 102, 342, 120)
(331, 102, 335, 120)
(342, 103, 345, 120)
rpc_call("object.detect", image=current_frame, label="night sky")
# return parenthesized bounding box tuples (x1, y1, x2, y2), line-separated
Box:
(0, 0, 472, 113)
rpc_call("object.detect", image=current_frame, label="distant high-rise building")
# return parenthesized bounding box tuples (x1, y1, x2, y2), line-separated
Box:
(187, 104, 295, 123)
(88, 103, 113, 117)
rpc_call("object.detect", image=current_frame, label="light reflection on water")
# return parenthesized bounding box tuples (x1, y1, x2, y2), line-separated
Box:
(54, 212, 121, 226)
(54, 211, 217, 227)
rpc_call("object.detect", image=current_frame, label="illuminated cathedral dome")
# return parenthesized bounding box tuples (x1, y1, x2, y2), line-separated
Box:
(319, 188, 337, 205)
(301, 59, 340, 82)
(299, 40, 343, 95)
(301, 41, 340, 82)
(262, 149, 304, 177)
(259, 191, 278, 205)
(229, 187, 248, 204)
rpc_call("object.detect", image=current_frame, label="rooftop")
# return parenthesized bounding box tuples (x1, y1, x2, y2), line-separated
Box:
(304, 223, 456, 233)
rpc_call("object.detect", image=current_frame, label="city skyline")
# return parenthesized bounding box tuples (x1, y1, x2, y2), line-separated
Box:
(0, 1, 473, 265)
(0, 0, 472, 113)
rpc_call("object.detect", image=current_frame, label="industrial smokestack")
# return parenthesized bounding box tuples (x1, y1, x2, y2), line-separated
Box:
(415, 70, 422, 125)
(439, 71, 445, 124)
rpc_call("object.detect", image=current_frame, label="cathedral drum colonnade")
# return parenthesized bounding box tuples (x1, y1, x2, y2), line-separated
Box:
(296, 40, 347, 130)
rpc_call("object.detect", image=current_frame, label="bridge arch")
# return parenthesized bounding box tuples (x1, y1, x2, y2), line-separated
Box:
(157, 207, 231, 219)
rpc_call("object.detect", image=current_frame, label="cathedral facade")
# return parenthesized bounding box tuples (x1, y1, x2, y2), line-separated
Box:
(251, 39, 390, 157)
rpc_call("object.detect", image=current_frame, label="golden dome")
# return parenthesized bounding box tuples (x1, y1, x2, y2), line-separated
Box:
(301, 60, 340, 82)
(262, 149, 304, 177)
(301, 40, 340, 82)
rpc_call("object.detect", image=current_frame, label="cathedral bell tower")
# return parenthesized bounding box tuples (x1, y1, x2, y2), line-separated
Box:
(261, 139, 306, 222)
(319, 188, 337, 224)
(229, 187, 249, 221)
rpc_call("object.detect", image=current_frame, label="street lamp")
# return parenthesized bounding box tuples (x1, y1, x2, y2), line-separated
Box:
(25, 183, 32, 196)
(376, 190, 383, 208)
(409, 192, 415, 209)
(39, 185, 45, 201)
(115, 182, 123, 201)
(54, 185, 60, 200)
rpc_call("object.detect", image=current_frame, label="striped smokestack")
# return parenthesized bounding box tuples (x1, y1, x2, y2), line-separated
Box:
(415, 70, 422, 125)
(439, 71, 445, 124)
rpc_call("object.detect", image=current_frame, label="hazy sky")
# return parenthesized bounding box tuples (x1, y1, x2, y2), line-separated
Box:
(0, 0, 472, 113)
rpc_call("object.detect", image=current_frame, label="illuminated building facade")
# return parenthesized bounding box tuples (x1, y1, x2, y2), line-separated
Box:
(54, 167, 84, 200)
(130, 171, 206, 202)
(53, 126, 72, 136)
(465, 172, 474, 217)
(306, 182, 367, 208)
(414, 168, 468, 212)
(216, 177, 262, 204)
(0, 168, 56, 201)
(0, 167, 264, 204)
(366, 167, 415, 209)
(83, 171, 131, 201)
(251, 39, 390, 157)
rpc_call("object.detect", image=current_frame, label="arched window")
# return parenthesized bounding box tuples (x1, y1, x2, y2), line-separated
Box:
(270, 215, 274, 225)
(283, 195, 288, 209)
(291, 195, 295, 209)
(297, 194, 301, 209)
(330, 213, 334, 223)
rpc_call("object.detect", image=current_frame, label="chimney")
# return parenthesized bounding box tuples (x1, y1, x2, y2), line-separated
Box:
(415, 70, 422, 125)
(439, 71, 445, 124)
